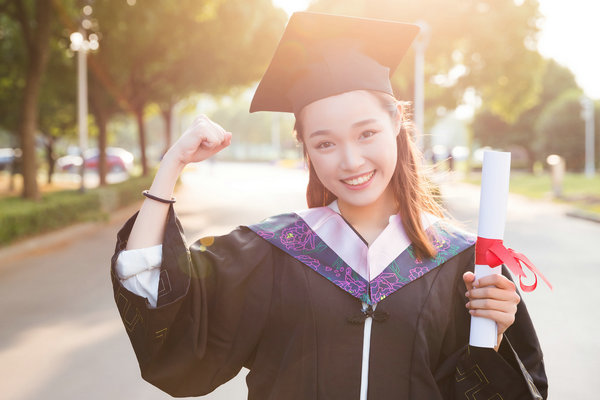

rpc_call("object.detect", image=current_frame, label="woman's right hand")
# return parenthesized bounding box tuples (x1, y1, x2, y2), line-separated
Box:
(126, 115, 231, 250)
(165, 115, 232, 167)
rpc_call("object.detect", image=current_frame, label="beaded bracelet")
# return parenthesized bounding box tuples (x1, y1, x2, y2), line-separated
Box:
(142, 190, 176, 204)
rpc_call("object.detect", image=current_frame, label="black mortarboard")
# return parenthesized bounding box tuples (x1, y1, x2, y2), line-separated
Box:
(250, 12, 420, 115)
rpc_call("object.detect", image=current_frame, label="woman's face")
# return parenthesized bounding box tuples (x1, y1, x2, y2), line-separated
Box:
(301, 90, 400, 209)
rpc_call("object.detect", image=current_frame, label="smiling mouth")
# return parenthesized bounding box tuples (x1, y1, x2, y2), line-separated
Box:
(341, 170, 375, 186)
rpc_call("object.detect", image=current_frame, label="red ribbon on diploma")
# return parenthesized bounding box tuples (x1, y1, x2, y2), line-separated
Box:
(475, 237, 552, 292)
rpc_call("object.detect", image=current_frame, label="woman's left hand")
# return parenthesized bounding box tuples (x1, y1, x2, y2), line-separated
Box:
(463, 271, 521, 351)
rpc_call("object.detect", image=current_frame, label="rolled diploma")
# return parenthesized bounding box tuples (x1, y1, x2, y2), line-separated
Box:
(469, 151, 511, 348)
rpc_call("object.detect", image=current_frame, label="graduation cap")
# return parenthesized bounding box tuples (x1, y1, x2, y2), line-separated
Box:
(250, 12, 420, 115)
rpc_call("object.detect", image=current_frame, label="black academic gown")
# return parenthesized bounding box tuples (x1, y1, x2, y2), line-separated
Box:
(111, 206, 548, 399)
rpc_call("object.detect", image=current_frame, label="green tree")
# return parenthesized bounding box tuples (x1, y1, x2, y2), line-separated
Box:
(152, 0, 287, 155)
(536, 89, 588, 171)
(88, 72, 123, 186)
(309, 0, 545, 126)
(90, 0, 287, 175)
(38, 35, 77, 184)
(0, 10, 24, 191)
(0, 10, 24, 138)
(474, 59, 583, 170)
(472, 110, 511, 147)
(0, 0, 55, 199)
(209, 94, 296, 157)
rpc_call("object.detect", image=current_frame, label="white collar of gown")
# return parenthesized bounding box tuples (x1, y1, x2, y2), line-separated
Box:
(296, 200, 440, 282)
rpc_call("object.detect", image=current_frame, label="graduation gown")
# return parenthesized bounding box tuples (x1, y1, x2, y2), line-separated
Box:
(110, 205, 547, 399)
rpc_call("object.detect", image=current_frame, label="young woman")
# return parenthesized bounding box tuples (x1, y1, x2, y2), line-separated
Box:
(111, 12, 547, 399)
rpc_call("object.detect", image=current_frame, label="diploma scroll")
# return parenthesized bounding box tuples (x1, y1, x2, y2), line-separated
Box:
(469, 151, 510, 348)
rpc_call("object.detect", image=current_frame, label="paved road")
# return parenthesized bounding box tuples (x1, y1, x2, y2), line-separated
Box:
(0, 163, 597, 399)
(0, 162, 306, 400)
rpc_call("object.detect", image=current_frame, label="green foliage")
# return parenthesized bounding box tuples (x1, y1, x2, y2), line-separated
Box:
(0, 10, 25, 135)
(209, 95, 295, 145)
(536, 58, 581, 104)
(38, 37, 77, 140)
(472, 111, 511, 147)
(0, 174, 154, 245)
(1, 0, 288, 181)
(0, 0, 81, 192)
(0, 190, 101, 243)
(86, 0, 287, 172)
(473, 59, 585, 170)
(310, 0, 545, 124)
(88, 0, 287, 111)
(536, 89, 587, 171)
(98, 175, 154, 208)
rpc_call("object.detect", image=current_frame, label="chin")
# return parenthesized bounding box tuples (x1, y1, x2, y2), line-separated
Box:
(332, 179, 394, 210)
(335, 191, 387, 209)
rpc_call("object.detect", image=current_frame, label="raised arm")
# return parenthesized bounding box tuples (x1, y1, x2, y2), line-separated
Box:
(126, 115, 231, 250)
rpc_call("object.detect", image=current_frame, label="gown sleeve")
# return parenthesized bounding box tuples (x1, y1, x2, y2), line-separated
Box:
(110, 206, 274, 397)
(435, 261, 548, 400)
(115, 244, 163, 307)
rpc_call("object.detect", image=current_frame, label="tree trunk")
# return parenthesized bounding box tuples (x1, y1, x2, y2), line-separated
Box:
(9, 154, 17, 192)
(89, 79, 110, 186)
(16, 0, 53, 199)
(45, 136, 55, 184)
(135, 108, 148, 176)
(524, 146, 536, 173)
(19, 72, 41, 198)
(161, 105, 173, 157)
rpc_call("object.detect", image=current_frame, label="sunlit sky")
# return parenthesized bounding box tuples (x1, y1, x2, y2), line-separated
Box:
(272, 0, 600, 99)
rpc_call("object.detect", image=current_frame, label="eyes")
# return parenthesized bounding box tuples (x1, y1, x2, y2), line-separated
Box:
(314, 130, 378, 150)
(316, 141, 334, 149)
(360, 130, 376, 139)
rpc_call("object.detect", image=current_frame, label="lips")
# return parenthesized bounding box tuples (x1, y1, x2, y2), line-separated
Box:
(341, 170, 375, 186)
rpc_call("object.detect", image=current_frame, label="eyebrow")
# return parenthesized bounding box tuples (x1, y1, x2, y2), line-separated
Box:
(308, 119, 379, 138)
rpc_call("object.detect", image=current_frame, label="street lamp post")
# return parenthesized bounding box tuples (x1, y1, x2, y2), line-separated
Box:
(75, 30, 88, 192)
(413, 20, 430, 155)
(70, 26, 98, 192)
(580, 96, 596, 178)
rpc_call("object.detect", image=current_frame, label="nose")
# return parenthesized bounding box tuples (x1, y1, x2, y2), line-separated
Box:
(340, 143, 365, 171)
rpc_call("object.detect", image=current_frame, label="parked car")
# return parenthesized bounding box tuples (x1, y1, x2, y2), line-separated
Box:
(0, 148, 16, 171)
(56, 154, 83, 172)
(84, 147, 134, 173)
(56, 147, 134, 174)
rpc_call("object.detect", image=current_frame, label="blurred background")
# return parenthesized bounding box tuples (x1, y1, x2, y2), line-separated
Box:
(0, 0, 598, 399)
(1, 0, 599, 201)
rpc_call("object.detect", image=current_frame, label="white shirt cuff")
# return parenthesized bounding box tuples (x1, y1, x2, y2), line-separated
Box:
(115, 245, 163, 308)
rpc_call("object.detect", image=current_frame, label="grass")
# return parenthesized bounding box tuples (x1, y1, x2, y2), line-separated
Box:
(464, 171, 600, 215)
(0, 172, 155, 246)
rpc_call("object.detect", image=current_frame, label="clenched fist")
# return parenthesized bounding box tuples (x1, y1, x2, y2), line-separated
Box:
(166, 115, 232, 167)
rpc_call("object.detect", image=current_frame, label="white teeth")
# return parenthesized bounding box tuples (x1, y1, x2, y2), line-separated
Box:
(342, 171, 374, 186)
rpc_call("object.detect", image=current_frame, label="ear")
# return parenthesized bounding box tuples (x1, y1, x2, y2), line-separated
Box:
(394, 102, 403, 137)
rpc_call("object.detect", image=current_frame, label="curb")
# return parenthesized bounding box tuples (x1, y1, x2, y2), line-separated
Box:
(0, 202, 141, 266)
(565, 209, 600, 224)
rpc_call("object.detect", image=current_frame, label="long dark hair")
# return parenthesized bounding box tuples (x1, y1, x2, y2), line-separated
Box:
(294, 91, 444, 259)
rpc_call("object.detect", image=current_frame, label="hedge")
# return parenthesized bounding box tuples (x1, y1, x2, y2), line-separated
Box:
(0, 174, 154, 246)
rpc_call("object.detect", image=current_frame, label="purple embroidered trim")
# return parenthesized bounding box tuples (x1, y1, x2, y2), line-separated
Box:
(369, 224, 476, 303)
(249, 213, 475, 305)
(252, 214, 370, 303)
